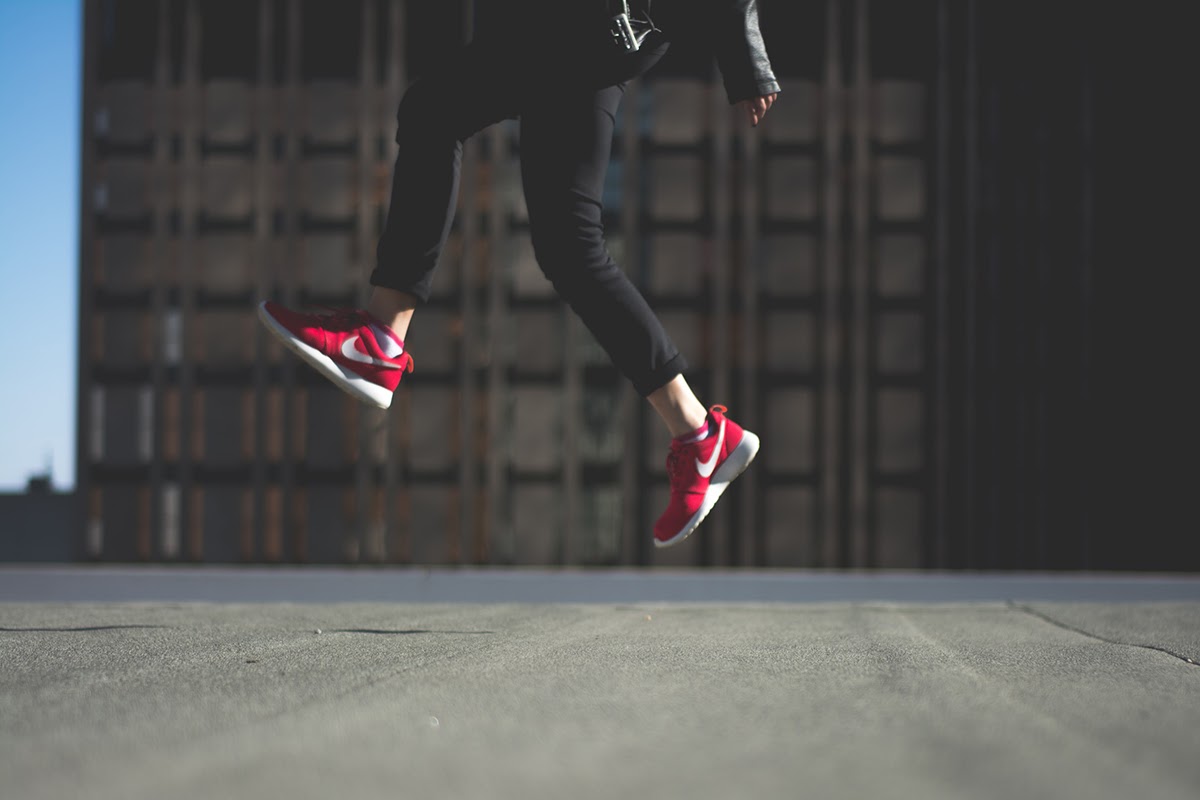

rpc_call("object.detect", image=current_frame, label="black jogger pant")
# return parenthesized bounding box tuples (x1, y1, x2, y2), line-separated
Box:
(369, 26, 687, 397)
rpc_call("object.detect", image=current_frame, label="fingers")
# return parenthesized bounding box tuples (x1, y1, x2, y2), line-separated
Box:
(743, 94, 778, 128)
(740, 94, 779, 127)
(750, 98, 765, 127)
(741, 99, 758, 127)
(755, 94, 776, 126)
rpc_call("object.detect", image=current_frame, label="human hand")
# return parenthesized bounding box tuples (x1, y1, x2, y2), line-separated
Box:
(740, 92, 777, 127)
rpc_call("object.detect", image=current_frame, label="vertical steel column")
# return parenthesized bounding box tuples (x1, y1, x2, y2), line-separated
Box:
(619, 80, 643, 566)
(179, 0, 201, 558)
(384, 0, 408, 562)
(1078, 24, 1093, 568)
(1008, 44, 1029, 569)
(963, 0, 979, 567)
(252, 0, 273, 561)
(149, 0, 171, 558)
(710, 73, 733, 565)
(559, 5, 581, 563)
(355, 0, 379, 560)
(932, 0, 952, 569)
(818, 0, 844, 567)
(1032, 67, 1050, 569)
(281, 0, 302, 559)
(738, 83, 762, 567)
(981, 76, 1001, 568)
(456, 0, 478, 563)
(848, 0, 870, 567)
(484, 122, 510, 562)
(562, 305, 581, 562)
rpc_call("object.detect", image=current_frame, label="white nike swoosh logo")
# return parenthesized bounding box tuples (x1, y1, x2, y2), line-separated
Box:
(341, 336, 403, 369)
(695, 419, 726, 478)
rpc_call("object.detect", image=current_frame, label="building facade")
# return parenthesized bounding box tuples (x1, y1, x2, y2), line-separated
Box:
(78, 0, 1100, 568)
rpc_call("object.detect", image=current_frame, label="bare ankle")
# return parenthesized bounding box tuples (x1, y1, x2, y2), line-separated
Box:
(366, 287, 419, 340)
(647, 375, 709, 438)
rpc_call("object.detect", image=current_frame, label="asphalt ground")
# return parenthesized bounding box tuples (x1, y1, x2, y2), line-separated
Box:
(2, 568, 1198, 800)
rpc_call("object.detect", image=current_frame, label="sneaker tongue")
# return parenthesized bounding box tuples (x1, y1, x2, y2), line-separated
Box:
(322, 308, 366, 330)
(364, 318, 405, 358)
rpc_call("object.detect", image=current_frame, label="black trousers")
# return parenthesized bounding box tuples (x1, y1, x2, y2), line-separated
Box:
(369, 26, 687, 397)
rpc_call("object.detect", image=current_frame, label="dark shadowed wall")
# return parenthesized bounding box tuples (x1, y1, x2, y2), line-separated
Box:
(73, 0, 1195, 569)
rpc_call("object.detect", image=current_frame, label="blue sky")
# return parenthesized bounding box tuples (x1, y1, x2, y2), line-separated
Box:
(0, 2, 80, 490)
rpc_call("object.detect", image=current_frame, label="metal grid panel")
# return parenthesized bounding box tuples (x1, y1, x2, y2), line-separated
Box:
(76, 0, 1100, 568)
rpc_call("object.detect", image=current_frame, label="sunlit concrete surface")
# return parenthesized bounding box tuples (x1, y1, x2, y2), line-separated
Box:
(2, 568, 1198, 800)
(4, 565, 1200, 603)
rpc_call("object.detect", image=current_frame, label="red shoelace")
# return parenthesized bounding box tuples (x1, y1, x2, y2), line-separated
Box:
(311, 306, 371, 330)
(665, 449, 687, 487)
(664, 406, 726, 487)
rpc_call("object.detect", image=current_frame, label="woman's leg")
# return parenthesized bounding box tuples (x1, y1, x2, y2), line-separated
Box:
(519, 83, 706, 437)
(517, 72, 758, 549)
(369, 37, 528, 333)
(257, 36, 530, 409)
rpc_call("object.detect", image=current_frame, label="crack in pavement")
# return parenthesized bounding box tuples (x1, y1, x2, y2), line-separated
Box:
(0, 625, 168, 632)
(1007, 602, 1199, 667)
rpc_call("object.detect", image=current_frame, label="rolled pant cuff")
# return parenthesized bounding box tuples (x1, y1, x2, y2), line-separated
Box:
(368, 268, 432, 304)
(635, 352, 688, 398)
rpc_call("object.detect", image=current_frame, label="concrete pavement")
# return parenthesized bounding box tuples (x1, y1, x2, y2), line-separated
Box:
(1, 569, 1198, 799)
(4, 565, 1200, 603)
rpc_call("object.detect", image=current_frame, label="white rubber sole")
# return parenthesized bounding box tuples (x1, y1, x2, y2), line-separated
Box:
(256, 301, 395, 410)
(654, 429, 761, 549)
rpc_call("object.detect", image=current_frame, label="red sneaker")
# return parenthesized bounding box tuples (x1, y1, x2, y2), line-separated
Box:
(654, 405, 760, 548)
(257, 301, 414, 410)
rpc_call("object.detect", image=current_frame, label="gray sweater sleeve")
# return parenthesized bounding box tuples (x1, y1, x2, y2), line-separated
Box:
(708, 0, 782, 104)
